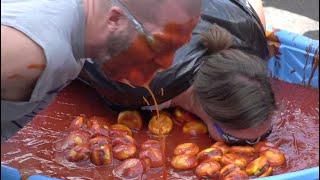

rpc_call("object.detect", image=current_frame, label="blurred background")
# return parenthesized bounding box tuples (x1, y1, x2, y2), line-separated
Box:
(263, 0, 319, 40)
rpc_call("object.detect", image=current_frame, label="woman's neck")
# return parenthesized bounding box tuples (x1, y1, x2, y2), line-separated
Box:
(170, 86, 224, 141)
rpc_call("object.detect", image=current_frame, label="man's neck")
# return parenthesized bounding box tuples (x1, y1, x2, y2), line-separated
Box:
(83, 0, 111, 59)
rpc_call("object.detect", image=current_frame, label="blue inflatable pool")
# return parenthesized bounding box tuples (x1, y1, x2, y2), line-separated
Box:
(1, 27, 319, 180)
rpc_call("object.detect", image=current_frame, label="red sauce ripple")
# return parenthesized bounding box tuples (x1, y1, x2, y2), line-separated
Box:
(1, 79, 318, 179)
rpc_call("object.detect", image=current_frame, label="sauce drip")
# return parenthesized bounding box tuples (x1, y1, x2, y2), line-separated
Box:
(144, 86, 160, 119)
(142, 96, 151, 106)
(144, 85, 167, 179)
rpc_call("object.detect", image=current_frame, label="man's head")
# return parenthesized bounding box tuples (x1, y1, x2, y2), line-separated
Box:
(83, 0, 201, 86)
(192, 49, 275, 144)
(83, 0, 135, 62)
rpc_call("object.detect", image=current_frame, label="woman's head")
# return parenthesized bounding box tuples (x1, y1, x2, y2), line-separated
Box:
(194, 49, 275, 130)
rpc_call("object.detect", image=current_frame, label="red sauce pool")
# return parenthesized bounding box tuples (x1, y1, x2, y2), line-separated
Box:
(1, 79, 319, 179)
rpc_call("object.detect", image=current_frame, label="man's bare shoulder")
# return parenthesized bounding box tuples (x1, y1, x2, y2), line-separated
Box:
(1, 25, 46, 101)
(247, 0, 266, 29)
(1, 25, 47, 60)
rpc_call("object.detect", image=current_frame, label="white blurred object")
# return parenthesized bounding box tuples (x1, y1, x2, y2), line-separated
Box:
(264, 7, 319, 35)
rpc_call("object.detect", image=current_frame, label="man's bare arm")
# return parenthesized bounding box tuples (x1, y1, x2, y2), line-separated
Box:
(248, 0, 266, 29)
(1, 25, 46, 101)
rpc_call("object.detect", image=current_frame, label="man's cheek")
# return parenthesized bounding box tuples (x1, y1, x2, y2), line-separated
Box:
(125, 62, 160, 85)
(153, 52, 175, 69)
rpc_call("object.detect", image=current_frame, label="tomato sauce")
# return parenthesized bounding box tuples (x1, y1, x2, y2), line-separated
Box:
(308, 47, 319, 86)
(1, 78, 319, 179)
(27, 64, 46, 70)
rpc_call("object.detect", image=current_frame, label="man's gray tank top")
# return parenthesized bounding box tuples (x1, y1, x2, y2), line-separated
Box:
(1, 0, 86, 122)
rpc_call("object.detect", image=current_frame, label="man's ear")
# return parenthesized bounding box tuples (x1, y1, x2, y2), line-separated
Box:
(106, 6, 127, 32)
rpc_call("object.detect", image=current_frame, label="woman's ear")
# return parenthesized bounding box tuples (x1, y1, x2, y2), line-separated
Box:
(106, 6, 127, 32)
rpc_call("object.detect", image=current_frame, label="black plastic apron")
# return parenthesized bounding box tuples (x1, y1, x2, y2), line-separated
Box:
(81, 0, 269, 111)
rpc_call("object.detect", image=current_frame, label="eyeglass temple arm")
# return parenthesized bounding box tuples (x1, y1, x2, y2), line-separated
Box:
(111, 0, 154, 43)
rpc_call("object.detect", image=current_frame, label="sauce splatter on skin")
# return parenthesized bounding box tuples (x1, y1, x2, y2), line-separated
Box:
(1, 79, 318, 179)
(27, 64, 46, 70)
(7, 74, 23, 79)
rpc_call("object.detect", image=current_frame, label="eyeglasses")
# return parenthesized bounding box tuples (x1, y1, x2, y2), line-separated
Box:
(213, 123, 272, 145)
(111, 0, 155, 45)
